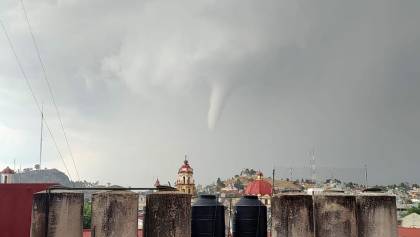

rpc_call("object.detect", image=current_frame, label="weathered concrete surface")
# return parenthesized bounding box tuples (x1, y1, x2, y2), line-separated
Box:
(313, 194, 357, 237)
(91, 191, 139, 237)
(143, 191, 191, 237)
(271, 193, 314, 237)
(30, 191, 83, 237)
(356, 194, 397, 237)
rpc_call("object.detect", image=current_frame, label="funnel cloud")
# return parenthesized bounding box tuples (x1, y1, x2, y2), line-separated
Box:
(0, 0, 419, 186)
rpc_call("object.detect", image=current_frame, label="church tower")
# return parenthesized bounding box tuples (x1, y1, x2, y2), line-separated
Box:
(1, 167, 15, 184)
(175, 157, 196, 195)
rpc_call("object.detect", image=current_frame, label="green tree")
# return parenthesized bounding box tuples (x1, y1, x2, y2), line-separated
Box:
(216, 177, 225, 191)
(83, 201, 92, 229)
(234, 179, 244, 190)
(403, 204, 420, 217)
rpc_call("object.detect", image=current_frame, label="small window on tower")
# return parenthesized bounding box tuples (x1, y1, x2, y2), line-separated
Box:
(183, 176, 186, 184)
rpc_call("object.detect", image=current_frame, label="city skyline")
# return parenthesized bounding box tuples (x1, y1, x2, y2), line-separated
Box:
(0, 0, 420, 187)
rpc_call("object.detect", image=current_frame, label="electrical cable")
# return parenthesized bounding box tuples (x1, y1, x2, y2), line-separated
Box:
(1, 19, 73, 182)
(19, 0, 80, 181)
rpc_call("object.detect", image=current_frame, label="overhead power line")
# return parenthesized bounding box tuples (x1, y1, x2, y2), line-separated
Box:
(1, 19, 73, 182)
(19, 0, 80, 181)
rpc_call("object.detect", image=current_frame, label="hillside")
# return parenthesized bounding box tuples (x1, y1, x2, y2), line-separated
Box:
(15, 168, 72, 186)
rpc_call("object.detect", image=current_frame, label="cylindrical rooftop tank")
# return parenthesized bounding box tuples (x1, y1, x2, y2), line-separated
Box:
(233, 195, 267, 237)
(356, 193, 397, 237)
(313, 194, 357, 237)
(271, 193, 314, 237)
(192, 195, 225, 237)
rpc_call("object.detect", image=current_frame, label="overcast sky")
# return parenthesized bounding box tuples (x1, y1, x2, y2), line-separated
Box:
(0, 0, 419, 186)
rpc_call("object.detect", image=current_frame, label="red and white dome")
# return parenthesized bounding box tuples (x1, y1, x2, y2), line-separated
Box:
(245, 172, 272, 196)
(178, 159, 193, 174)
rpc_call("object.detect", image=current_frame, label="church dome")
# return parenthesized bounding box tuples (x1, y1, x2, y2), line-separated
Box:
(245, 172, 272, 196)
(178, 159, 193, 174)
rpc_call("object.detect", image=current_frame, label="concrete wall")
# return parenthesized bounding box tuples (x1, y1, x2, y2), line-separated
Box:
(357, 194, 397, 237)
(271, 193, 314, 237)
(91, 191, 139, 237)
(313, 194, 357, 237)
(30, 191, 84, 237)
(143, 191, 191, 237)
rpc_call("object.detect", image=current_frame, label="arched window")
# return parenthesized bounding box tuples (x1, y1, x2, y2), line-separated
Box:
(188, 188, 190, 194)
(183, 176, 186, 184)
(187, 177, 190, 184)
(4, 176, 7, 184)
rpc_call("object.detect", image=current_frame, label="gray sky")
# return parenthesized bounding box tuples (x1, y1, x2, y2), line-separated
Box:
(0, 0, 419, 186)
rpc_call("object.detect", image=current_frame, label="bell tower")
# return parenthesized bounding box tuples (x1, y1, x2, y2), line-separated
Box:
(175, 156, 196, 195)
(1, 167, 15, 184)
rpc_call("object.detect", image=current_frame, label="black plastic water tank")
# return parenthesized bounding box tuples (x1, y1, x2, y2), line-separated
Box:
(233, 195, 267, 237)
(192, 195, 225, 237)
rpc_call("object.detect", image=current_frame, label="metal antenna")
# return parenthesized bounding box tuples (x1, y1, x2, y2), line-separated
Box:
(39, 104, 44, 168)
(310, 149, 316, 183)
(364, 164, 368, 188)
(289, 167, 293, 181)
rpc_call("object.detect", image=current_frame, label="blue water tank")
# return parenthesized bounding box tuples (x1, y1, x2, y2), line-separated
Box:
(192, 195, 225, 237)
(233, 195, 267, 237)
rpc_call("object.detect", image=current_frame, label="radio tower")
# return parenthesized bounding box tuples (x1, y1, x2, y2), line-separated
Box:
(310, 149, 316, 183)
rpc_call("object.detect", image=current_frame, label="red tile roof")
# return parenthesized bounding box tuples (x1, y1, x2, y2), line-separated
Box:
(399, 227, 420, 237)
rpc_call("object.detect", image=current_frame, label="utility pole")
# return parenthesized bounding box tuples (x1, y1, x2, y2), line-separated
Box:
(271, 167, 275, 235)
(272, 168, 275, 195)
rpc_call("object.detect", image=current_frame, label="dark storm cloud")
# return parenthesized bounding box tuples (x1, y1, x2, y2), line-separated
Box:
(0, 0, 419, 185)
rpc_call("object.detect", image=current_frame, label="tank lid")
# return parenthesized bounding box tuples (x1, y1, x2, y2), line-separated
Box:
(235, 195, 265, 206)
(244, 195, 259, 199)
(362, 187, 385, 193)
(200, 194, 216, 199)
(193, 194, 223, 206)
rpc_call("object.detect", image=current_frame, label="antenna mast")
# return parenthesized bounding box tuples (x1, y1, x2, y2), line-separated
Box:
(39, 104, 44, 168)
(364, 164, 368, 188)
(310, 149, 316, 183)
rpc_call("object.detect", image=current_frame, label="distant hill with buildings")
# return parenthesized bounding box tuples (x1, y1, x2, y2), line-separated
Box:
(15, 168, 72, 186)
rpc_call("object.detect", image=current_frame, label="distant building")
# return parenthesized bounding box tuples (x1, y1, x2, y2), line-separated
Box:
(175, 158, 196, 195)
(244, 172, 272, 205)
(306, 188, 325, 195)
(1, 167, 15, 184)
(401, 213, 420, 228)
(221, 183, 239, 193)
